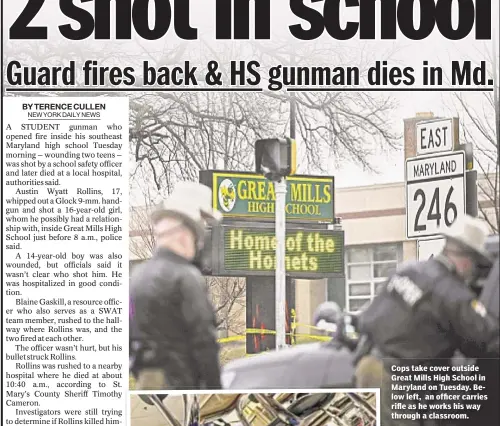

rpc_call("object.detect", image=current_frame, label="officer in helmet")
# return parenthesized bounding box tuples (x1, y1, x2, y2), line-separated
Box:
(130, 182, 223, 390)
(353, 215, 499, 425)
(313, 301, 343, 329)
(313, 302, 359, 352)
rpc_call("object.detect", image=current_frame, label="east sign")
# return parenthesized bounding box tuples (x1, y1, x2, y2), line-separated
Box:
(208, 223, 345, 278)
(416, 118, 459, 156)
(199, 171, 335, 223)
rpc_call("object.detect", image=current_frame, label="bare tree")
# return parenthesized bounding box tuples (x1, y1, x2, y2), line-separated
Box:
(248, 41, 401, 172)
(207, 277, 245, 332)
(448, 46, 499, 232)
(129, 90, 279, 190)
(129, 195, 156, 261)
(129, 41, 401, 191)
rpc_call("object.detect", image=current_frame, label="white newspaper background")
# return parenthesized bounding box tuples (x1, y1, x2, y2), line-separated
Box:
(3, 97, 129, 425)
(2, 2, 499, 426)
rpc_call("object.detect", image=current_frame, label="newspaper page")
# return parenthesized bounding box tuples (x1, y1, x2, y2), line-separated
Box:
(2, 1, 499, 426)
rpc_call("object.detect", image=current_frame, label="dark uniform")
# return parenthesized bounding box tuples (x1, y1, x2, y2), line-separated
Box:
(355, 255, 499, 425)
(468, 257, 500, 425)
(130, 248, 222, 390)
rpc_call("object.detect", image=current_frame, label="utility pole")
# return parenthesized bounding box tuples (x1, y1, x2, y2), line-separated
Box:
(273, 57, 298, 351)
(256, 61, 296, 351)
(274, 175, 287, 350)
(275, 64, 294, 350)
(255, 136, 296, 351)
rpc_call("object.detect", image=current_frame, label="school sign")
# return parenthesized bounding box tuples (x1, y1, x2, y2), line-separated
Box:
(222, 226, 344, 277)
(199, 171, 335, 223)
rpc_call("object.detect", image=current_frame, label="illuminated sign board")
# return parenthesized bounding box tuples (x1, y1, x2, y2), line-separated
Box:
(210, 224, 344, 278)
(199, 171, 335, 223)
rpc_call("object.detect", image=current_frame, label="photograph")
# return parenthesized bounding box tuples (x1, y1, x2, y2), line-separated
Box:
(129, 392, 378, 426)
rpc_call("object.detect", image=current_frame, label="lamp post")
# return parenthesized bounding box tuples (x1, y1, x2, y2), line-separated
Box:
(255, 138, 296, 351)
(274, 177, 287, 350)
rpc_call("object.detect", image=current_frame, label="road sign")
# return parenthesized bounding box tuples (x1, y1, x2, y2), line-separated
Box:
(417, 238, 445, 261)
(416, 118, 457, 156)
(406, 151, 466, 239)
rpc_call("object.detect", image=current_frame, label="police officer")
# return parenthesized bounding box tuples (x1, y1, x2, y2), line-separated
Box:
(468, 250, 499, 425)
(130, 182, 223, 390)
(353, 215, 499, 425)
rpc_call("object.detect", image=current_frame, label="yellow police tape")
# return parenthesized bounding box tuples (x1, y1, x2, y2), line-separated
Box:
(217, 325, 331, 345)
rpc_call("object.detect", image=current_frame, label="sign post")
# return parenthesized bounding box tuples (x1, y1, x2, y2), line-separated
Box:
(417, 238, 446, 261)
(253, 138, 297, 352)
(406, 151, 466, 239)
(275, 179, 287, 350)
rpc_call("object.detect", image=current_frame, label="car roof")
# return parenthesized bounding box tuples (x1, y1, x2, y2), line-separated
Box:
(223, 342, 355, 388)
